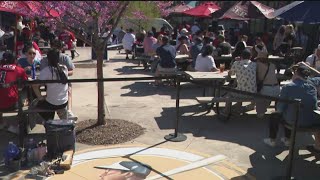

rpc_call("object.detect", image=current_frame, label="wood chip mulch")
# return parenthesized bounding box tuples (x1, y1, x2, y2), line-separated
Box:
(76, 119, 145, 145)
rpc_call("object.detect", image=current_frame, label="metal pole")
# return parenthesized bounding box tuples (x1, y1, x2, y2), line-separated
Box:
(286, 99, 301, 180)
(164, 74, 187, 142)
(17, 78, 24, 148)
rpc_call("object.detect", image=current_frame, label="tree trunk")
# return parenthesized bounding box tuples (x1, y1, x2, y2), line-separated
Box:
(95, 49, 106, 125)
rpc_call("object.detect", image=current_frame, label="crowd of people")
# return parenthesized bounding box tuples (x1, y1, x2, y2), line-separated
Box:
(119, 20, 320, 153)
(0, 16, 78, 134)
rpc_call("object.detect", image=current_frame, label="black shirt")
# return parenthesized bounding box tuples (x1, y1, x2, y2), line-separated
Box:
(217, 42, 231, 56)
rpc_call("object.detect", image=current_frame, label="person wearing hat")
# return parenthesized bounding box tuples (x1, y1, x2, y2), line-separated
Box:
(306, 44, 320, 71)
(264, 62, 320, 150)
(176, 28, 191, 48)
(255, 51, 280, 118)
(0, 51, 28, 133)
(176, 36, 189, 55)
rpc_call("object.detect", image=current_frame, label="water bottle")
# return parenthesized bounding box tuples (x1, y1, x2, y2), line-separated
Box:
(31, 64, 36, 80)
(4, 142, 20, 166)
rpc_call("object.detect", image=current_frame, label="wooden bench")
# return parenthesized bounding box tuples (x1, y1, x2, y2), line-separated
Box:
(196, 96, 276, 121)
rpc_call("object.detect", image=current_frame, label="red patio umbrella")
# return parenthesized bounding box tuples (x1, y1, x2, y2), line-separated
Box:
(168, 4, 193, 14)
(0, 1, 30, 15)
(219, 1, 274, 20)
(24, 1, 60, 18)
(182, 2, 221, 18)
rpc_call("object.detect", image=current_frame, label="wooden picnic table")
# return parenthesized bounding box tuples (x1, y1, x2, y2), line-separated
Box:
(184, 71, 231, 81)
(175, 54, 190, 63)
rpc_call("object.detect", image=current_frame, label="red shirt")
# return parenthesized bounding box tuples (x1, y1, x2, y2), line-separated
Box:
(0, 64, 27, 109)
(59, 31, 76, 49)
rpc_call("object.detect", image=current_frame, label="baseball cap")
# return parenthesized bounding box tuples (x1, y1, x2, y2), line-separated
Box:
(292, 63, 311, 78)
(317, 44, 320, 50)
(180, 28, 188, 34)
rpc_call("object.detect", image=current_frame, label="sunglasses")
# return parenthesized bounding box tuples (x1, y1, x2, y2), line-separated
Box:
(28, 52, 36, 55)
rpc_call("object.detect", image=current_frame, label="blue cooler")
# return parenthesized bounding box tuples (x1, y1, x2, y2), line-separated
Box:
(45, 120, 76, 159)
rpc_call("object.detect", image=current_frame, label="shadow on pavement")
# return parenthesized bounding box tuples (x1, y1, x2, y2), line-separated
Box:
(154, 104, 320, 179)
(121, 81, 205, 100)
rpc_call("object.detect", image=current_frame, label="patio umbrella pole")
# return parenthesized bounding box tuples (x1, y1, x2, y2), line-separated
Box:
(164, 74, 187, 142)
(13, 14, 18, 55)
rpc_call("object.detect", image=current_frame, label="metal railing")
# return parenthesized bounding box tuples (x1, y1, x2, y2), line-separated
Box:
(1, 73, 301, 180)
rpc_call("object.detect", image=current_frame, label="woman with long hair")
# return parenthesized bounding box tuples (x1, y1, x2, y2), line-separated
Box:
(195, 44, 218, 72)
(273, 25, 286, 53)
(32, 49, 68, 121)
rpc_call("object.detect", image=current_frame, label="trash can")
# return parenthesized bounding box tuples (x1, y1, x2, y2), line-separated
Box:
(45, 120, 75, 159)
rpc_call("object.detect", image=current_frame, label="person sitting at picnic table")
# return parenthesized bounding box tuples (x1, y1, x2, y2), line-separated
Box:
(154, 36, 176, 86)
(251, 37, 268, 61)
(122, 28, 136, 60)
(0, 51, 28, 133)
(176, 36, 189, 55)
(32, 49, 68, 121)
(222, 49, 257, 117)
(255, 51, 280, 118)
(17, 46, 41, 78)
(232, 37, 246, 59)
(216, 35, 231, 57)
(306, 44, 320, 71)
(195, 45, 218, 72)
(143, 31, 157, 57)
(190, 37, 203, 69)
(16, 27, 42, 60)
(264, 62, 320, 150)
(40, 39, 77, 120)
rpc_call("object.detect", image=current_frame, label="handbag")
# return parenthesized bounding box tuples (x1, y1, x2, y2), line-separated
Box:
(257, 63, 270, 92)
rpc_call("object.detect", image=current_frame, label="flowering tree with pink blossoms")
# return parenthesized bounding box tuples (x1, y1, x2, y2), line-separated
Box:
(25, 1, 172, 125)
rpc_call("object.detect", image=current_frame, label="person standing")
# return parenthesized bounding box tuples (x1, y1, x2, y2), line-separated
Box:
(32, 49, 69, 121)
(40, 40, 77, 120)
(122, 29, 136, 60)
(58, 29, 76, 59)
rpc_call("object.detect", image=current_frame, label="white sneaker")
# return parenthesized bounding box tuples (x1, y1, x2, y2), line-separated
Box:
(7, 125, 19, 134)
(264, 138, 276, 147)
(281, 137, 290, 147)
(67, 111, 78, 121)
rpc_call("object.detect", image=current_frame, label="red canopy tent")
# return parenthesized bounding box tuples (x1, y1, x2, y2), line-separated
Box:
(168, 4, 193, 14)
(0, 1, 30, 15)
(219, 1, 274, 20)
(182, 2, 221, 18)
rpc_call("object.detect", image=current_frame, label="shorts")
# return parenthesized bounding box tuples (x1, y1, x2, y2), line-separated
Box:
(156, 64, 177, 73)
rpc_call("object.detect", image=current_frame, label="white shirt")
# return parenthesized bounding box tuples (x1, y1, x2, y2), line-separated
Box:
(306, 54, 320, 71)
(122, 33, 136, 51)
(191, 25, 200, 35)
(195, 54, 217, 72)
(39, 65, 68, 105)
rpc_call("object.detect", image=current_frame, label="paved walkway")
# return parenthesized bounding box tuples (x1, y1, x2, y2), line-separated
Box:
(1, 47, 320, 179)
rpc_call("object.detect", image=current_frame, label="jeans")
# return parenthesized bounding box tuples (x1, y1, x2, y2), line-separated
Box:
(37, 100, 68, 121)
(269, 112, 291, 139)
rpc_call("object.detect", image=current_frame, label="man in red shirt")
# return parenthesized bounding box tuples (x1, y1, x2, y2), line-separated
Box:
(0, 51, 27, 132)
(59, 30, 76, 59)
